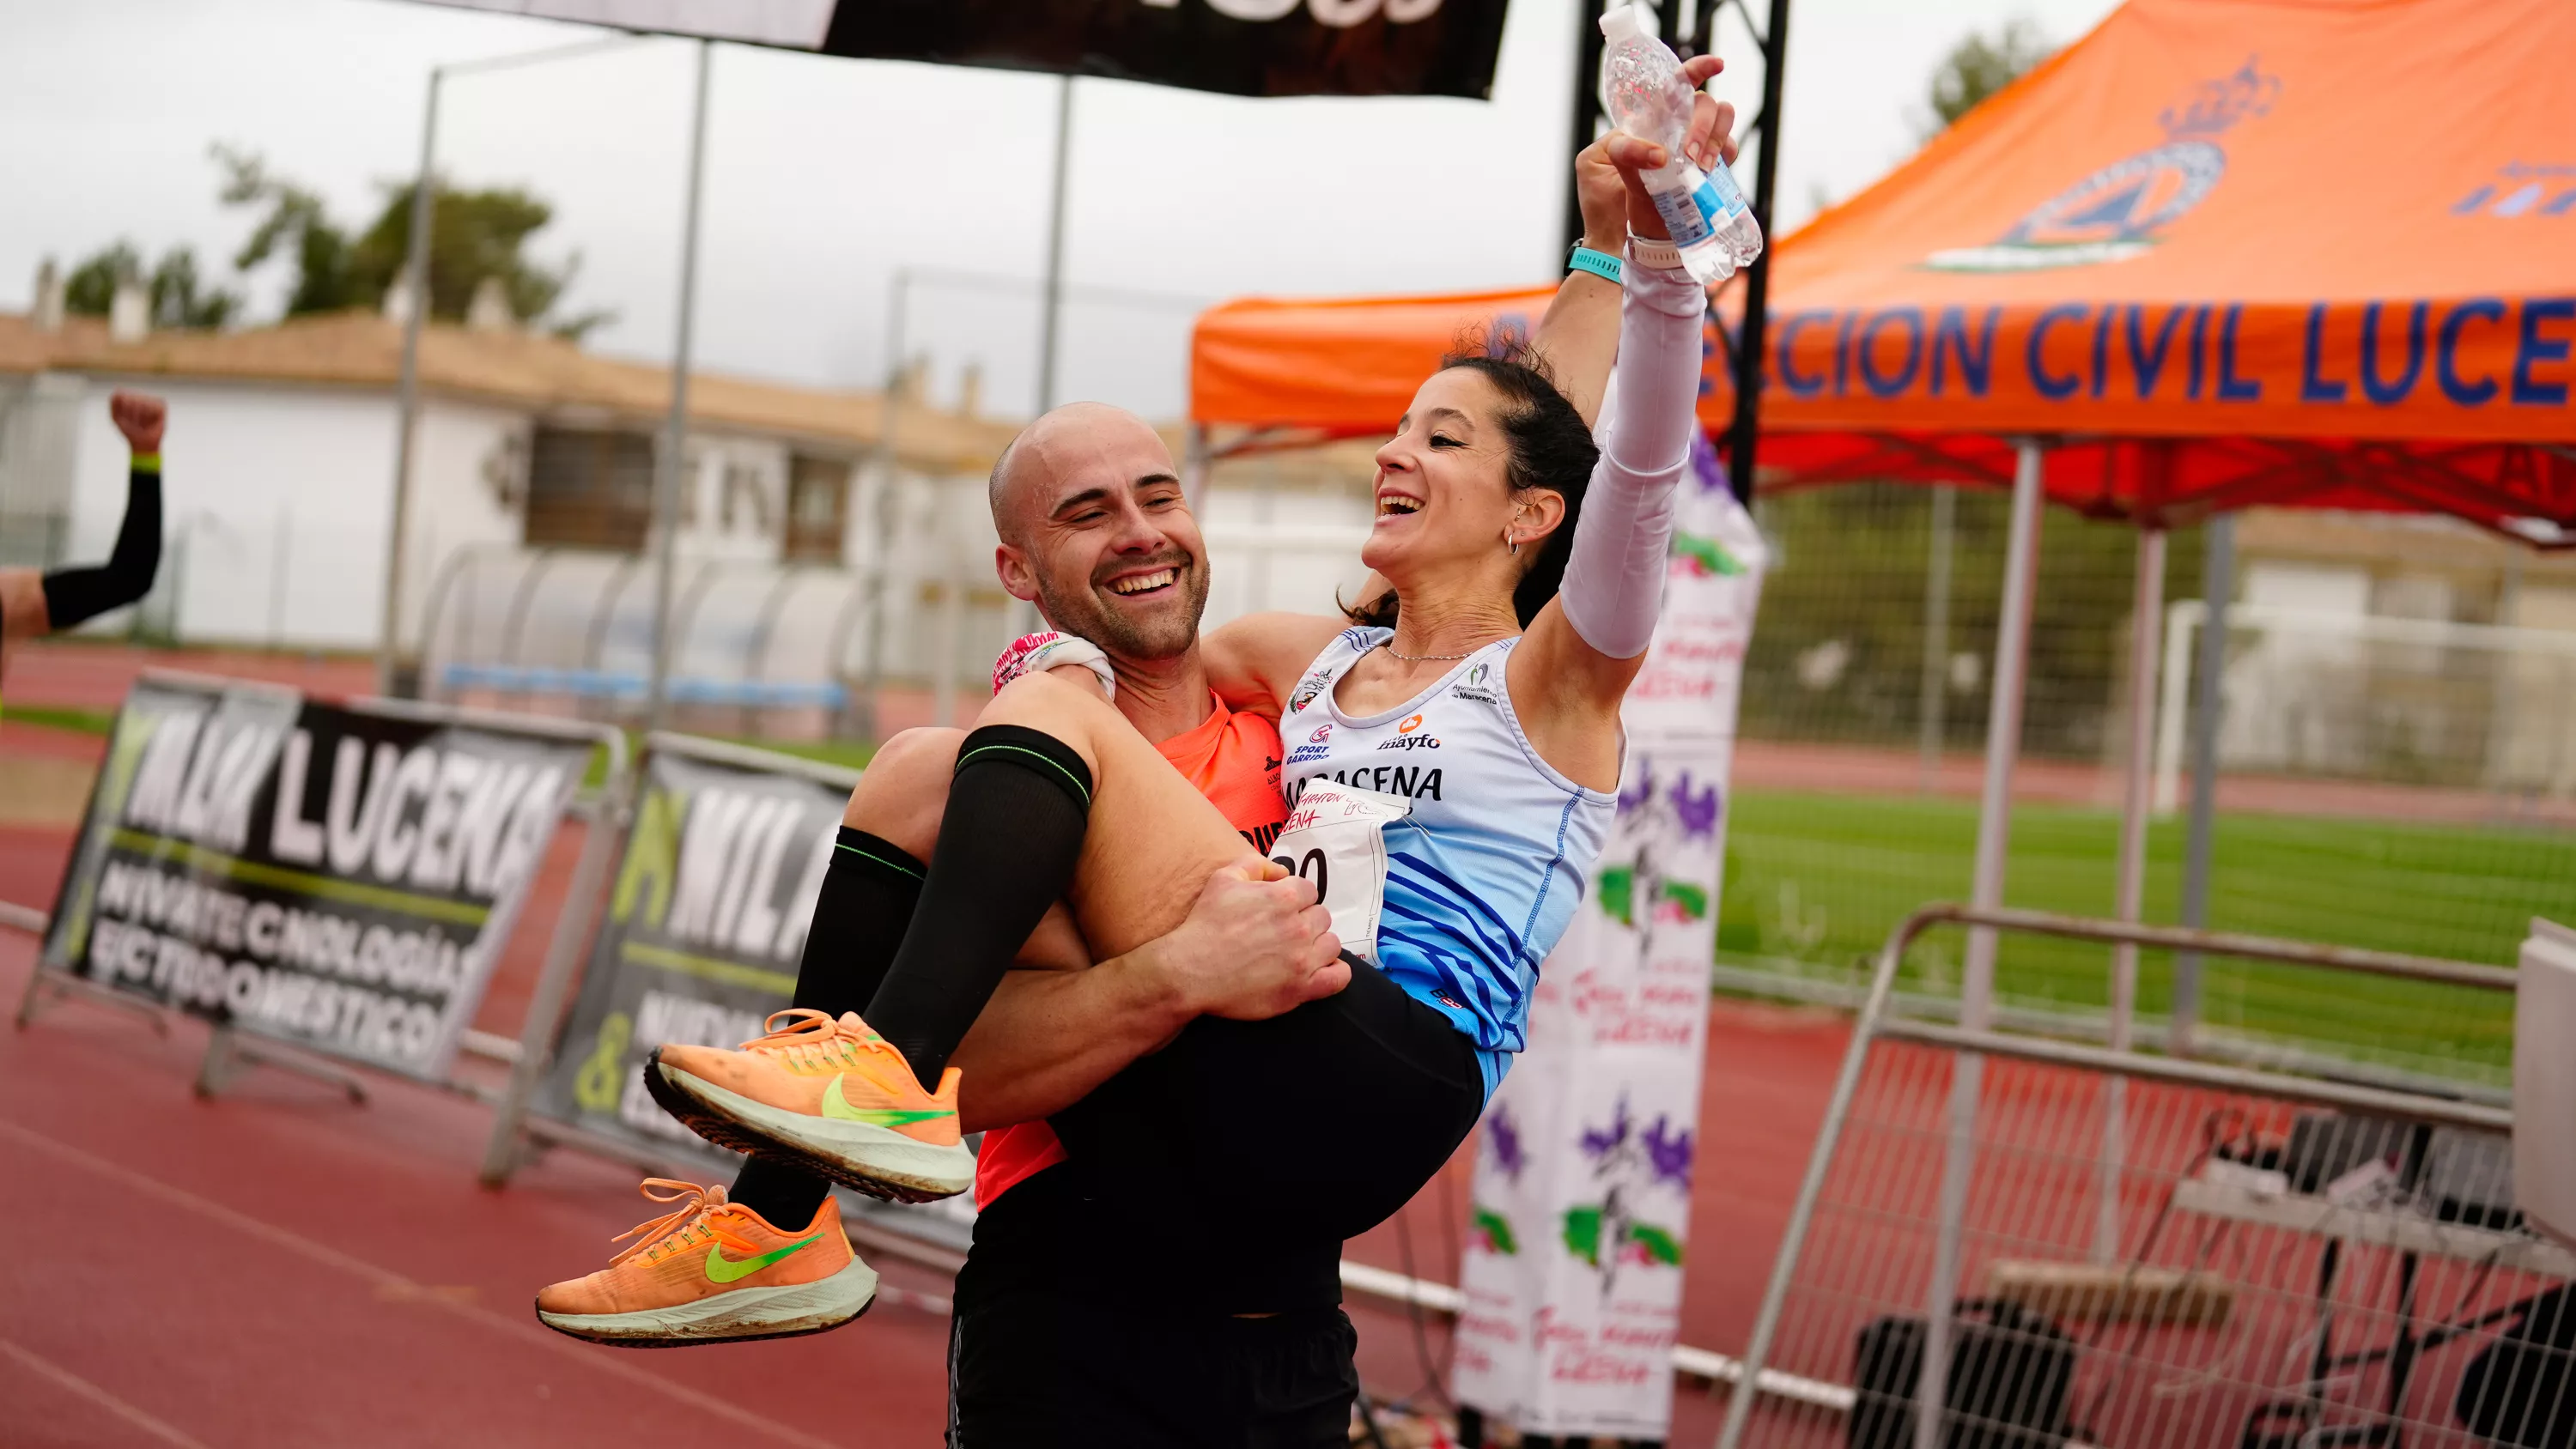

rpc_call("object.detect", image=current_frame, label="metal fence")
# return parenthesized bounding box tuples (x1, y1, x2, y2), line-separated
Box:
(1720, 484, 2576, 1089)
(1716, 906, 2568, 1449)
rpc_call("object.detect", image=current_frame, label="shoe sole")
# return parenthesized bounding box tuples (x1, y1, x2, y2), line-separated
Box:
(535, 1254, 880, 1349)
(644, 1052, 975, 1205)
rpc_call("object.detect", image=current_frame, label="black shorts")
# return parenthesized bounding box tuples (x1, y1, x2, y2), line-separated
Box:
(946, 1279, 1357, 1449)
(1050, 952, 1487, 1253)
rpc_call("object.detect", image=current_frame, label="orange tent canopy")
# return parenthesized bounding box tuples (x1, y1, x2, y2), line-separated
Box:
(1191, 0, 2576, 535)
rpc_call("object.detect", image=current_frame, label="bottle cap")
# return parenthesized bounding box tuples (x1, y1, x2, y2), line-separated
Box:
(1598, 5, 1643, 42)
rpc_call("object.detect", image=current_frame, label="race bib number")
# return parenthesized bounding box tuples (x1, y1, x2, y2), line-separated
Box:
(1271, 781, 1412, 963)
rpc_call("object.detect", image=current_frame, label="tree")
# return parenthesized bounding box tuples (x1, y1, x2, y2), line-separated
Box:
(62, 241, 244, 330)
(1926, 18, 2053, 133)
(216, 145, 610, 339)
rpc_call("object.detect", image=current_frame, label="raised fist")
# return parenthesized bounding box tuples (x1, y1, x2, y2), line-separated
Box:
(110, 391, 167, 454)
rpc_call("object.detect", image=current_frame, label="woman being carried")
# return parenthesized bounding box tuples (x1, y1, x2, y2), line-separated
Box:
(537, 112, 1718, 1349)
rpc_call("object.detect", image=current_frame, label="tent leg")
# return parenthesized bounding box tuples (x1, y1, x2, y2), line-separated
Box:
(1960, 441, 2045, 1029)
(1922, 440, 2044, 1449)
(2096, 524, 2165, 1263)
(2173, 513, 2236, 1056)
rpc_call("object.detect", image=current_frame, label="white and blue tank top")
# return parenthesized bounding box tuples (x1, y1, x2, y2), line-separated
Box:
(1279, 627, 1616, 1097)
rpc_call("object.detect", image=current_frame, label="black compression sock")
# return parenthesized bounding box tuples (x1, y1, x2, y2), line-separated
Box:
(729, 827, 923, 1228)
(863, 724, 1093, 1093)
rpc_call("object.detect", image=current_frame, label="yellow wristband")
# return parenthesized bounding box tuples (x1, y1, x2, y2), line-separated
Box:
(131, 453, 161, 473)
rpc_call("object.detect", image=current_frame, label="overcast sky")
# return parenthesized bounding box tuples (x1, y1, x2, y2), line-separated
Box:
(1, 0, 2121, 420)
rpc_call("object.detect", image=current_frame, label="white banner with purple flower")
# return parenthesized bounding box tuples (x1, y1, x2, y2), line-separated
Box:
(1449, 440, 1766, 1439)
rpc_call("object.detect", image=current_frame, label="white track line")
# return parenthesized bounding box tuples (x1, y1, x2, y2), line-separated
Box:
(2, 1338, 214, 1449)
(0, 1120, 844, 1449)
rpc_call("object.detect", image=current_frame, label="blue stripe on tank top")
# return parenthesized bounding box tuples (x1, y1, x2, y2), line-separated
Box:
(1376, 914, 1529, 1034)
(1384, 850, 1528, 959)
(1380, 872, 1520, 972)
(1380, 881, 1530, 985)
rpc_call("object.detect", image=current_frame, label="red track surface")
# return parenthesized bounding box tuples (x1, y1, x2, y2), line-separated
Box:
(1, 804, 1847, 1449)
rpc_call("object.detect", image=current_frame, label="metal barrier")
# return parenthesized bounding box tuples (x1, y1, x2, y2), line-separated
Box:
(1717, 905, 2563, 1449)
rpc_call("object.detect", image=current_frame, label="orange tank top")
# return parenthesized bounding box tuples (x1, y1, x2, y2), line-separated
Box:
(974, 695, 1288, 1208)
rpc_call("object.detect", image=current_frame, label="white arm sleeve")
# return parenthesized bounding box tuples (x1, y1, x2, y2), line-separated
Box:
(1554, 254, 1706, 660)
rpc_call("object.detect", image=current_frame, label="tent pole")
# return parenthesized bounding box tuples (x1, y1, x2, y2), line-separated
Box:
(644, 39, 713, 733)
(2094, 523, 2164, 1262)
(1960, 440, 2044, 1031)
(2172, 512, 2236, 1057)
(856, 270, 908, 745)
(1924, 440, 2042, 1449)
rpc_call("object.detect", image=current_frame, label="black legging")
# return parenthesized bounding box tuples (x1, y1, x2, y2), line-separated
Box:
(1048, 955, 1485, 1251)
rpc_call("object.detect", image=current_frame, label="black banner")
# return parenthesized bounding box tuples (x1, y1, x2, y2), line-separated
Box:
(418, 0, 1510, 99)
(42, 678, 594, 1081)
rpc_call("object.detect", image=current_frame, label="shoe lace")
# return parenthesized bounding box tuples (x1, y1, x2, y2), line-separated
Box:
(739, 1007, 896, 1073)
(607, 1178, 763, 1266)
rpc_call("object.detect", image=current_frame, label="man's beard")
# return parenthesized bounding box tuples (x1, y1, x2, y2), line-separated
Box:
(1037, 557, 1209, 662)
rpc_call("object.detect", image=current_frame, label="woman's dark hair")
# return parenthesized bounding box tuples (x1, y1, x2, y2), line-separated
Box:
(1340, 343, 1601, 631)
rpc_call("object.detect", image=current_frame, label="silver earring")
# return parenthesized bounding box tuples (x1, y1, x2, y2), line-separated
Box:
(1504, 528, 1519, 555)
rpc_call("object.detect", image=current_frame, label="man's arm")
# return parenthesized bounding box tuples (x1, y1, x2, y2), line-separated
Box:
(948, 860, 1342, 1133)
(33, 391, 166, 636)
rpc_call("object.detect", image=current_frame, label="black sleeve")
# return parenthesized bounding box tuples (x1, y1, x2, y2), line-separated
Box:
(40, 462, 162, 631)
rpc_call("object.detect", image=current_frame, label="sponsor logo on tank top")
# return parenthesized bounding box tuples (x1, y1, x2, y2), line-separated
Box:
(1287, 765, 1443, 805)
(1285, 721, 1334, 766)
(1451, 659, 1503, 706)
(1241, 821, 1285, 852)
(1376, 713, 1441, 751)
(1288, 669, 1334, 713)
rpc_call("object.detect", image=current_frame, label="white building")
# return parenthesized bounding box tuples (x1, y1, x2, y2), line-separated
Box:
(0, 270, 1379, 733)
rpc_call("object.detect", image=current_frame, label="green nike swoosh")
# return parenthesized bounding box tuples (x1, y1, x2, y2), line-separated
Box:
(705, 1234, 819, 1284)
(820, 1075, 954, 1127)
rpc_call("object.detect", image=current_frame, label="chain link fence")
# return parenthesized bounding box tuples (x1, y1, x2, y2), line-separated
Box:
(1719, 483, 2576, 1088)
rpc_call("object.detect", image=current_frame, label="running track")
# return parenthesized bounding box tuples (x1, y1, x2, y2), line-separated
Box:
(0, 813, 1844, 1449)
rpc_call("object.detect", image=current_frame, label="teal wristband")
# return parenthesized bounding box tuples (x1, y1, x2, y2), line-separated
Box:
(1567, 245, 1622, 286)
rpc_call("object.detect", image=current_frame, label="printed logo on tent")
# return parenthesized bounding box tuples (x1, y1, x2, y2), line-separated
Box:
(2449, 163, 2576, 220)
(1927, 57, 2280, 273)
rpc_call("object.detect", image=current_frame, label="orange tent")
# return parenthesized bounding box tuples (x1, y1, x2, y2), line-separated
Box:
(1192, 0, 2576, 537)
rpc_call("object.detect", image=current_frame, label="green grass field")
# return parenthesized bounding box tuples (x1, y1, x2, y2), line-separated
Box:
(1717, 789, 2576, 1080)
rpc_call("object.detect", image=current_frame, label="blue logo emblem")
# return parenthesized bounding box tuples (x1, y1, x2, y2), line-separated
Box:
(1927, 57, 2279, 272)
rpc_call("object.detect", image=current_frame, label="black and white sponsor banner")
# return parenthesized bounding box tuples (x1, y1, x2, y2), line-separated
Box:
(531, 739, 977, 1244)
(40, 676, 592, 1081)
(419, 0, 1509, 98)
(535, 743, 846, 1158)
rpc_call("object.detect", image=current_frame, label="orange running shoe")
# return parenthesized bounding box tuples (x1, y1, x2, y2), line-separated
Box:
(645, 1009, 974, 1203)
(534, 1179, 877, 1347)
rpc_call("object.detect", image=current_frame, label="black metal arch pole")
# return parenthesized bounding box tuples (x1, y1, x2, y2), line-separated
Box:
(1561, 0, 1791, 507)
(1724, 0, 1791, 506)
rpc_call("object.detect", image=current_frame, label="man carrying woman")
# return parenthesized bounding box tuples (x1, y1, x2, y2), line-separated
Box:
(538, 74, 1734, 1447)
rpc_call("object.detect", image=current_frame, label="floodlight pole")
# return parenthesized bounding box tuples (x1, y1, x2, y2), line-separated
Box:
(643, 38, 713, 731)
(377, 33, 644, 700)
(379, 69, 441, 699)
(1037, 76, 1075, 414)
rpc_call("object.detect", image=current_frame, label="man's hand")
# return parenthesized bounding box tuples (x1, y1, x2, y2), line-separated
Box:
(1598, 53, 1738, 244)
(109, 391, 166, 455)
(1155, 856, 1346, 1022)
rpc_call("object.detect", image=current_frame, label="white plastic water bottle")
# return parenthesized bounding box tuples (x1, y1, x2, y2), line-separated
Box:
(1598, 3, 1763, 283)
